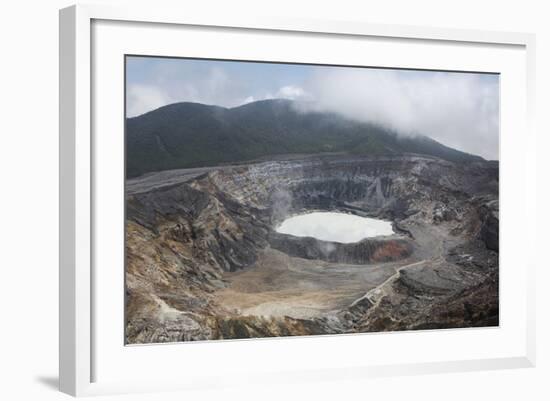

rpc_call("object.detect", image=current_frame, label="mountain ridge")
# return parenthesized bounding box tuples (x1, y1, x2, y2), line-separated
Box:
(126, 99, 484, 178)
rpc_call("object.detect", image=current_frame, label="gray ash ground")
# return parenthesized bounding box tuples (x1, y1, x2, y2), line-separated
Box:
(125, 154, 498, 343)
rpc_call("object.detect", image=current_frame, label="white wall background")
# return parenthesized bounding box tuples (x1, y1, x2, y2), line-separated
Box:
(0, 0, 547, 399)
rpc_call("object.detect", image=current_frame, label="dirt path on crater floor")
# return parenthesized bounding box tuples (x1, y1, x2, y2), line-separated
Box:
(213, 221, 458, 320)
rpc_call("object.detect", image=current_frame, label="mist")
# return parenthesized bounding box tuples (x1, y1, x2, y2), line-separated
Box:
(126, 57, 499, 160)
(295, 69, 499, 160)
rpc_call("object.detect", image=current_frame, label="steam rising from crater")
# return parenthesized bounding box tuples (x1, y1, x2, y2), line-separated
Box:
(276, 212, 394, 243)
(270, 188, 293, 223)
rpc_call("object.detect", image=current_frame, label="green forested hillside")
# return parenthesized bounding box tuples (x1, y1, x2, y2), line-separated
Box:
(126, 99, 483, 178)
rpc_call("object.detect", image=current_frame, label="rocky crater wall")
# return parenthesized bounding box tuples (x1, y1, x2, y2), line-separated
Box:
(125, 154, 499, 343)
(269, 232, 413, 264)
(127, 155, 498, 274)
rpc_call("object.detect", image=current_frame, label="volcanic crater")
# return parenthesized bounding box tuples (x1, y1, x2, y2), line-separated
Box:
(125, 153, 499, 343)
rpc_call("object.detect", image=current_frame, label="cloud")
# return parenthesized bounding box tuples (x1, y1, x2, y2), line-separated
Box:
(241, 95, 256, 104)
(126, 57, 499, 159)
(126, 84, 172, 117)
(276, 85, 308, 100)
(237, 86, 309, 106)
(127, 63, 253, 116)
(297, 69, 499, 160)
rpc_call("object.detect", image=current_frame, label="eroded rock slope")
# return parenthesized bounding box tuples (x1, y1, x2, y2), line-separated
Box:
(125, 154, 498, 343)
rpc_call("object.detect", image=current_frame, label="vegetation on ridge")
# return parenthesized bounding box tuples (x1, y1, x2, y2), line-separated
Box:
(126, 99, 483, 178)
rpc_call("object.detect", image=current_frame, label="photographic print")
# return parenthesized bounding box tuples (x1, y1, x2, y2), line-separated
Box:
(125, 56, 499, 344)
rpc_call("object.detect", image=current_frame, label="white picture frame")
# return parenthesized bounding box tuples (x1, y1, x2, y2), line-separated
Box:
(59, 4, 536, 397)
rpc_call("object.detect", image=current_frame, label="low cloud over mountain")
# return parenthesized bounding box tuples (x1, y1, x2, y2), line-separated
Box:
(126, 57, 499, 159)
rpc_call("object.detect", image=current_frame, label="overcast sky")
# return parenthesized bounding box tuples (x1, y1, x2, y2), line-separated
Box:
(126, 56, 499, 160)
